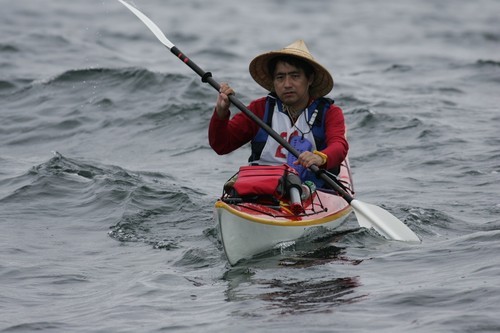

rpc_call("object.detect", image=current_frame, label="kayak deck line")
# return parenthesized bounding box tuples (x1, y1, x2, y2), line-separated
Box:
(214, 197, 353, 227)
(216, 201, 353, 227)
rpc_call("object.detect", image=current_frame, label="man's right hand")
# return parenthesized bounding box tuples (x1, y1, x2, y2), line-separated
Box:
(216, 83, 235, 119)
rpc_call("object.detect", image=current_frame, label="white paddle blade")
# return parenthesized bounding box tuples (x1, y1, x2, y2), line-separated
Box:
(351, 199, 420, 242)
(117, 0, 174, 49)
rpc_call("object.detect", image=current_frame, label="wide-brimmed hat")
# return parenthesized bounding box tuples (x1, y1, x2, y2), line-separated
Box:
(249, 40, 334, 98)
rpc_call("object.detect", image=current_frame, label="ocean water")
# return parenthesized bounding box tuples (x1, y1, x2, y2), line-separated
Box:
(1, 0, 500, 332)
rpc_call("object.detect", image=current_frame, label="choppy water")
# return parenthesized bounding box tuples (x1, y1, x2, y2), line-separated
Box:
(1, 0, 500, 332)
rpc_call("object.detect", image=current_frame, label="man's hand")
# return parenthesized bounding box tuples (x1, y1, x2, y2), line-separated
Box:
(294, 151, 325, 168)
(215, 83, 235, 119)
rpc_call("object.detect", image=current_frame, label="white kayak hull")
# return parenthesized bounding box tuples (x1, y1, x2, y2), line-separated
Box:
(215, 197, 352, 265)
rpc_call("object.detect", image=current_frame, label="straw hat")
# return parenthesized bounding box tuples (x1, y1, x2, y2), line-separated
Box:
(249, 40, 334, 98)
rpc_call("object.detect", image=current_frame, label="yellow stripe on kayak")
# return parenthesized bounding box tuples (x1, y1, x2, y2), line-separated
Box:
(214, 200, 352, 227)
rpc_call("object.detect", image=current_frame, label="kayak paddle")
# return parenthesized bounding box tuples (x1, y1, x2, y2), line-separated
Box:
(116, 0, 420, 242)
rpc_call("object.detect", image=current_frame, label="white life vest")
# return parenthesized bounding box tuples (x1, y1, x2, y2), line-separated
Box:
(254, 102, 317, 166)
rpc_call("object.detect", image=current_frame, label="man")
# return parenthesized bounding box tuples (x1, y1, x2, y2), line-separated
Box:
(209, 40, 348, 187)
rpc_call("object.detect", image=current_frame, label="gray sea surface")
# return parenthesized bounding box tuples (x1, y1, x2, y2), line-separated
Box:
(1, 0, 499, 332)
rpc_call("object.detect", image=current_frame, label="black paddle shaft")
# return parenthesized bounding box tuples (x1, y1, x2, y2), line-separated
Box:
(169, 46, 353, 204)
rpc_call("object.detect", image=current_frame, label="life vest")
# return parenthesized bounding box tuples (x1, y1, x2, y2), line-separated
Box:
(248, 94, 338, 187)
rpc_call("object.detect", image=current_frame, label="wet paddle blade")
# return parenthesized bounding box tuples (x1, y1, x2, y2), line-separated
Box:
(351, 199, 420, 242)
(117, 0, 174, 49)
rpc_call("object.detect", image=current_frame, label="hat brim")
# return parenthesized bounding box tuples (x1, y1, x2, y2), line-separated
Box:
(249, 50, 334, 98)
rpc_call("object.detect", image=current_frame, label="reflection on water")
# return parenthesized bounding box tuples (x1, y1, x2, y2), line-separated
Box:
(223, 235, 367, 315)
(256, 276, 364, 314)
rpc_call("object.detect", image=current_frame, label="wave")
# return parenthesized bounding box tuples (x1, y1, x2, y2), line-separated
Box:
(48, 67, 190, 92)
(383, 64, 413, 73)
(3, 66, 215, 115)
(0, 80, 17, 91)
(445, 59, 500, 85)
(428, 30, 500, 46)
(0, 153, 212, 251)
(3, 67, 193, 98)
(1, 65, 214, 146)
(476, 59, 500, 67)
(347, 107, 424, 133)
(1, 321, 70, 332)
(0, 43, 19, 53)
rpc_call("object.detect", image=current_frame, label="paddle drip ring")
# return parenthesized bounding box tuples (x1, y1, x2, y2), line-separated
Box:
(201, 72, 212, 83)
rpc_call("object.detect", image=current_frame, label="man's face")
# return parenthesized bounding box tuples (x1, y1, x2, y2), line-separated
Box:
(272, 61, 313, 109)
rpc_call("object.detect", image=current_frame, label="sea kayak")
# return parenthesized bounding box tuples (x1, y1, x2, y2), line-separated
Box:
(214, 159, 355, 265)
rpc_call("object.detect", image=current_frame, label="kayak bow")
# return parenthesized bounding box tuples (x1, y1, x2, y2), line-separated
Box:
(215, 160, 355, 265)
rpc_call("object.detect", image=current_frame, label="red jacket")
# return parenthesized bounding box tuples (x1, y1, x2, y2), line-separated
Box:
(208, 97, 348, 169)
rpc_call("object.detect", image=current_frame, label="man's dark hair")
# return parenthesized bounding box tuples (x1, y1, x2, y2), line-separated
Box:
(267, 55, 315, 79)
